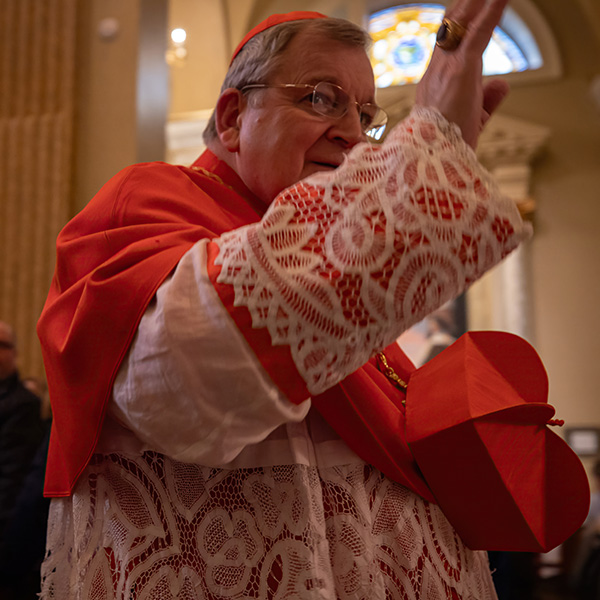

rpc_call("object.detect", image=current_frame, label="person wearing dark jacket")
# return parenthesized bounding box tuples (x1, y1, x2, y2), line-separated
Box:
(0, 321, 47, 599)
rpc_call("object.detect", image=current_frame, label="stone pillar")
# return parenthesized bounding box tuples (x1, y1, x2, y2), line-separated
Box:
(467, 115, 549, 343)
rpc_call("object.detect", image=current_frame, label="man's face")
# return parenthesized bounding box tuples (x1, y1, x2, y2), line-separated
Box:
(0, 323, 16, 381)
(232, 28, 377, 205)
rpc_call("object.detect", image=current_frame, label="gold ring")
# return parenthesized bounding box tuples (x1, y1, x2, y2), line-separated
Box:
(436, 17, 467, 51)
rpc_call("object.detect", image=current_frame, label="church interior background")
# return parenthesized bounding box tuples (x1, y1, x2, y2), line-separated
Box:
(1, 0, 599, 594)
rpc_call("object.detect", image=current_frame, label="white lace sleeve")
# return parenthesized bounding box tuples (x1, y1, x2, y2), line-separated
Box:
(214, 106, 531, 394)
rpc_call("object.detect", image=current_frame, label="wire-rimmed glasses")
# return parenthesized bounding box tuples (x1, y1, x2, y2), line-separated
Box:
(241, 81, 388, 141)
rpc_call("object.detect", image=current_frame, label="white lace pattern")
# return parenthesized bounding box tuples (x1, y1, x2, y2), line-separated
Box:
(41, 451, 497, 599)
(215, 107, 530, 394)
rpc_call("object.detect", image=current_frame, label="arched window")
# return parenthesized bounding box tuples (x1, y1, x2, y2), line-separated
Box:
(368, 3, 544, 88)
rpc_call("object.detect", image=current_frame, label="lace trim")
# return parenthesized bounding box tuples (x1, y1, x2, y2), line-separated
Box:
(215, 106, 530, 394)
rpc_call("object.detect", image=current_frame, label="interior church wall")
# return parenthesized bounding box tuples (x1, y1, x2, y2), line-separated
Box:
(73, 0, 141, 211)
(73, 0, 168, 213)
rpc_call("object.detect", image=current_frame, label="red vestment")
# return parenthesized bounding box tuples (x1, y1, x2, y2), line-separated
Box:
(38, 150, 428, 500)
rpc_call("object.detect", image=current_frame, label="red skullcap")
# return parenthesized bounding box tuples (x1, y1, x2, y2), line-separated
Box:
(230, 11, 328, 64)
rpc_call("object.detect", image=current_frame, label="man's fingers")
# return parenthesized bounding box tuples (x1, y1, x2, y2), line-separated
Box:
(439, 0, 509, 58)
(419, 0, 511, 147)
(445, 0, 485, 29)
(463, 0, 510, 54)
(479, 78, 510, 133)
(482, 78, 510, 117)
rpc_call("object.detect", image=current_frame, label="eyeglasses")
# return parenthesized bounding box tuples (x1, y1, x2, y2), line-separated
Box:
(241, 81, 388, 141)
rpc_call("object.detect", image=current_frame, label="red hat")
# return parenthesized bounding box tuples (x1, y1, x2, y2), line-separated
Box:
(406, 331, 589, 552)
(230, 11, 327, 64)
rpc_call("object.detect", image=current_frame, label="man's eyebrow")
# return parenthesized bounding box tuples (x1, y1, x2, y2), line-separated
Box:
(302, 76, 376, 102)
(304, 75, 340, 86)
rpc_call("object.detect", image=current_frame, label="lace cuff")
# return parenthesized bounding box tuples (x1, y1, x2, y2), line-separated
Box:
(213, 106, 532, 395)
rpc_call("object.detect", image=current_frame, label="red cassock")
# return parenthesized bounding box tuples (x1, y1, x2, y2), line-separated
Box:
(38, 150, 589, 552)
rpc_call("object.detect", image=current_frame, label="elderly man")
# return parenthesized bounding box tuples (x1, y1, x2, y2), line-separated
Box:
(37, 0, 539, 598)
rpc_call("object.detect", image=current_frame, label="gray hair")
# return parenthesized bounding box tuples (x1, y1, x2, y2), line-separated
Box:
(202, 17, 371, 144)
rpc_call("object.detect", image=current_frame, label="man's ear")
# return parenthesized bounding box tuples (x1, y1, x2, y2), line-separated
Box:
(215, 88, 246, 152)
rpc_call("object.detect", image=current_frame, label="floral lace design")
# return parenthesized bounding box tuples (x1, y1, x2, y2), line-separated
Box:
(40, 451, 497, 599)
(214, 107, 530, 394)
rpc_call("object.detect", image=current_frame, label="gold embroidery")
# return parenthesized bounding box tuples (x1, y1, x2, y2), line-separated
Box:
(376, 352, 408, 397)
(190, 166, 236, 193)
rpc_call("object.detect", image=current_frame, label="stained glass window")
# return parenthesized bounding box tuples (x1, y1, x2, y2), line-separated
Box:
(369, 4, 531, 88)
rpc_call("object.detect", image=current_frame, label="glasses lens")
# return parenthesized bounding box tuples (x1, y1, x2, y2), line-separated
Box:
(312, 82, 387, 141)
(312, 82, 346, 118)
(363, 105, 388, 140)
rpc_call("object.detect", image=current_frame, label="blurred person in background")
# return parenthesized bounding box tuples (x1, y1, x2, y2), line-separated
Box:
(0, 321, 47, 599)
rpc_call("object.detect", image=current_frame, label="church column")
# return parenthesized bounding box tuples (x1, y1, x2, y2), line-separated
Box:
(466, 115, 549, 343)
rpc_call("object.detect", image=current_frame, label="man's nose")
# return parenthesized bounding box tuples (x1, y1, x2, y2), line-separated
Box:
(327, 107, 366, 149)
